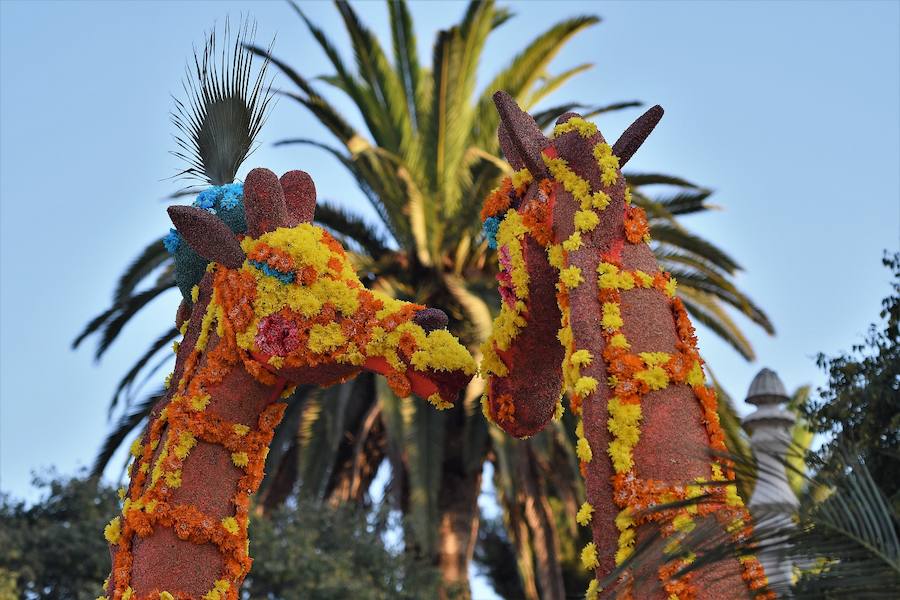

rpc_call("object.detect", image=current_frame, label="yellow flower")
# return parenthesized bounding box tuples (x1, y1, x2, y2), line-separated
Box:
(609, 333, 630, 349)
(562, 232, 582, 251)
(547, 244, 565, 269)
(586, 579, 600, 600)
(510, 167, 533, 189)
(576, 437, 593, 463)
(571, 349, 593, 367)
(173, 431, 196, 460)
(634, 270, 654, 287)
(581, 542, 599, 570)
(664, 276, 677, 298)
(202, 580, 231, 600)
(575, 376, 599, 397)
(231, 452, 249, 468)
(553, 116, 598, 138)
(233, 423, 250, 436)
(686, 362, 706, 387)
(190, 394, 211, 411)
(103, 516, 121, 544)
(559, 266, 583, 289)
(635, 366, 668, 390)
(164, 469, 182, 488)
(427, 393, 453, 410)
(576, 502, 594, 526)
(601, 303, 623, 330)
(129, 437, 143, 458)
(308, 323, 346, 354)
(221, 516, 240, 535)
(574, 210, 600, 233)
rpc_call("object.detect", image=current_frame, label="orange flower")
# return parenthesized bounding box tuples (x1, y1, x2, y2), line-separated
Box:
(623, 205, 650, 244)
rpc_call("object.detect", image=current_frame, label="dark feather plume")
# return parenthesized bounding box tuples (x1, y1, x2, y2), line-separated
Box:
(171, 18, 274, 186)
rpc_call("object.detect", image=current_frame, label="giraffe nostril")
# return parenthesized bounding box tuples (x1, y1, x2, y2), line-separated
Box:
(413, 308, 449, 332)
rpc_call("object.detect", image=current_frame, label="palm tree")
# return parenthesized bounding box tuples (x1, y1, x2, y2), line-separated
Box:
(75, 2, 773, 597)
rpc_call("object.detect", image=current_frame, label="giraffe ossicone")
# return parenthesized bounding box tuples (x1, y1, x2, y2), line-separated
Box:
(102, 167, 475, 599)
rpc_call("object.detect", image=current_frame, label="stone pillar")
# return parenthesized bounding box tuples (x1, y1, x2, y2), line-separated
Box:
(743, 368, 798, 595)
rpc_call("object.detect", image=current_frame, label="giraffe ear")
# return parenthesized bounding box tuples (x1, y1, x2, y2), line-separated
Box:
(493, 90, 549, 178)
(168, 205, 246, 269)
(280, 170, 317, 226)
(612, 105, 664, 166)
(498, 121, 527, 171)
(244, 167, 289, 236)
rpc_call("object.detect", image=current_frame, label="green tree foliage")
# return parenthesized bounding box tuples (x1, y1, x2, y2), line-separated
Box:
(0, 475, 436, 600)
(243, 504, 437, 599)
(802, 252, 900, 510)
(0, 474, 117, 600)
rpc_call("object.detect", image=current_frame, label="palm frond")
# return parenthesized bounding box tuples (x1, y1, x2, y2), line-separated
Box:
(678, 286, 755, 360)
(113, 238, 170, 304)
(172, 18, 274, 186)
(625, 172, 701, 189)
(334, 0, 410, 153)
(652, 189, 716, 216)
(667, 267, 774, 333)
(387, 0, 421, 130)
(472, 15, 600, 149)
(108, 327, 178, 417)
(651, 223, 742, 274)
(619, 449, 900, 599)
(314, 201, 390, 259)
(92, 390, 164, 477)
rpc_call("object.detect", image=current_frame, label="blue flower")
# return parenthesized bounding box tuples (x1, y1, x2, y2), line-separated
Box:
(163, 228, 181, 254)
(482, 216, 501, 249)
(220, 183, 244, 210)
(194, 188, 218, 210)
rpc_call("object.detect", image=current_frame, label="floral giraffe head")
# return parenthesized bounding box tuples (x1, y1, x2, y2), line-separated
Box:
(479, 91, 663, 437)
(169, 167, 475, 409)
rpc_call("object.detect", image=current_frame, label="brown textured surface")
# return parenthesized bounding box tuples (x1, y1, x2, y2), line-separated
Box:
(489, 236, 564, 437)
(168, 205, 246, 269)
(493, 91, 549, 178)
(280, 169, 317, 226)
(244, 167, 288, 236)
(131, 528, 222, 597)
(620, 288, 679, 355)
(611, 105, 664, 167)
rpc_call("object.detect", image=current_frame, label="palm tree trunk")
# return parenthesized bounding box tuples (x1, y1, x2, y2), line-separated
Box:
(517, 445, 566, 600)
(436, 410, 486, 600)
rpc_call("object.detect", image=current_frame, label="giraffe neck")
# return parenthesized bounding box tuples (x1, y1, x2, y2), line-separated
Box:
(544, 122, 768, 598)
(105, 273, 291, 600)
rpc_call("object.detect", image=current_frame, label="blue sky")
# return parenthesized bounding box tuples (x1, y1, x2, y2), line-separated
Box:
(1, 0, 898, 596)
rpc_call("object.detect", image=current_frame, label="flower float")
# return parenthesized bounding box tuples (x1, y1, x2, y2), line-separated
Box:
(101, 168, 475, 599)
(479, 92, 771, 599)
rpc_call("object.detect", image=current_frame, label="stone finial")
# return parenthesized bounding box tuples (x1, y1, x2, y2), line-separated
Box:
(743, 367, 796, 435)
(742, 367, 798, 594)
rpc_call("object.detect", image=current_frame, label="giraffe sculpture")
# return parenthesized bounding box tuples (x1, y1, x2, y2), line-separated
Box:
(100, 167, 476, 599)
(479, 92, 771, 599)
